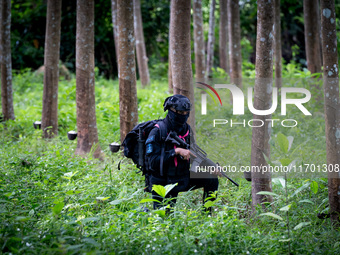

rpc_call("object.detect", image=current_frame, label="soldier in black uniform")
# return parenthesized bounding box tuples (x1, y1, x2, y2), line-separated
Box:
(145, 94, 219, 210)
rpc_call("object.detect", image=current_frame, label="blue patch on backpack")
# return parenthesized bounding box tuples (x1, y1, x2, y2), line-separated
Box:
(146, 143, 153, 154)
(146, 135, 155, 144)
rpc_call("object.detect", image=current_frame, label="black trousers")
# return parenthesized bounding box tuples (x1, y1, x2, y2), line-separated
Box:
(149, 172, 219, 209)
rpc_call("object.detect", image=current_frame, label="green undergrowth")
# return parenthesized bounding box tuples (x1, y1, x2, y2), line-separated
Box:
(1, 70, 339, 254)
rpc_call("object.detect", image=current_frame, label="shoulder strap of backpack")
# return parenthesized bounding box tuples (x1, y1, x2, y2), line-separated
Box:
(157, 120, 167, 176)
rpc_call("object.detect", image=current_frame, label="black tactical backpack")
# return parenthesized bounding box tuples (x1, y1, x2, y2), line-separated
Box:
(121, 119, 167, 192)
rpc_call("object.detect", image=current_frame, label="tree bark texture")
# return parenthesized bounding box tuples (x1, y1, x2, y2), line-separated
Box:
(0, 0, 14, 121)
(205, 0, 216, 78)
(42, 0, 61, 138)
(228, 0, 242, 88)
(75, 0, 101, 158)
(219, 0, 229, 76)
(111, 0, 119, 68)
(274, 0, 282, 90)
(118, 0, 138, 143)
(304, 0, 322, 74)
(168, 1, 173, 93)
(320, 0, 340, 226)
(193, 0, 205, 81)
(170, 0, 195, 131)
(133, 0, 150, 87)
(251, 0, 274, 211)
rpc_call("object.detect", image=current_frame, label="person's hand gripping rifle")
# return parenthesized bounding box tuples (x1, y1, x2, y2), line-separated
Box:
(165, 131, 239, 187)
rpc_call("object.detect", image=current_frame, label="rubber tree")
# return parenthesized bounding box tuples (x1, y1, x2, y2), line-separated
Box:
(111, 0, 119, 68)
(274, 0, 282, 91)
(170, 0, 195, 131)
(193, 0, 205, 81)
(303, 0, 322, 74)
(320, 0, 340, 226)
(75, 0, 101, 158)
(0, 0, 14, 121)
(219, 0, 229, 75)
(42, 0, 62, 138)
(205, 0, 216, 78)
(251, 0, 274, 211)
(228, 0, 242, 88)
(133, 0, 150, 87)
(118, 0, 138, 142)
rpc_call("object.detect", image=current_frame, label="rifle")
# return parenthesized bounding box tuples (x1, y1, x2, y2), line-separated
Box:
(165, 131, 239, 187)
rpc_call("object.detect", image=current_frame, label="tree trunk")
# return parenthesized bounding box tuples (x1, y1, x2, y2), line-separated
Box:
(193, 0, 205, 81)
(0, 0, 14, 121)
(75, 0, 101, 158)
(251, 0, 274, 211)
(219, 0, 229, 76)
(111, 0, 119, 70)
(303, 0, 322, 74)
(42, 0, 62, 138)
(168, 1, 173, 93)
(228, 0, 242, 88)
(133, 0, 150, 87)
(118, 0, 138, 143)
(205, 0, 216, 78)
(170, 0, 195, 131)
(320, 0, 340, 226)
(274, 0, 282, 91)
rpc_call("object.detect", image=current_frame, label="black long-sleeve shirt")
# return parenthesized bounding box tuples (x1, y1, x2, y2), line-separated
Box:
(145, 122, 191, 177)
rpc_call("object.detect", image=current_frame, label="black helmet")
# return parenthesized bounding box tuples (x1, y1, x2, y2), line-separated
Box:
(163, 94, 191, 112)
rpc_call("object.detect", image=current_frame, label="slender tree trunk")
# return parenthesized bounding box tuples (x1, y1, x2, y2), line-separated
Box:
(251, 0, 274, 211)
(111, 0, 119, 69)
(193, 0, 205, 81)
(320, 0, 340, 226)
(42, 0, 61, 138)
(133, 0, 150, 87)
(274, 0, 282, 90)
(205, 0, 216, 78)
(118, 0, 138, 143)
(168, 1, 173, 93)
(168, 43, 173, 93)
(219, 0, 229, 76)
(0, 0, 14, 121)
(170, 0, 195, 131)
(304, 0, 322, 74)
(75, 0, 101, 158)
(228, 0, 242, 88)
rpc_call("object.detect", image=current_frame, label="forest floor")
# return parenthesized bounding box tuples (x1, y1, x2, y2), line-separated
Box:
(1, 70, 340, 254)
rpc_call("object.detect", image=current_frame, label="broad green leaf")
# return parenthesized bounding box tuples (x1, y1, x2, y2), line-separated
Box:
(256, 191, 279, 197)
(204, 200, 216, 209)
(154, 209, 166, 217)
(96, 196, 110, 201)
(279, 204, 291, 211)
(291, 182, 310, 197)
(280, 158, 292, 167)
(152, 185, 166, 198)
(259, 212, 283, 221)
(298, 199, 314, 204)
(277, 133, 289, 154)
(109, 199, 123, 205)
(294, 222, 311, 230)
(15, 216, 30, 222)
(310, 181, 318, 194)
(272, 178, 286, 188)
(165, 183, 178, 197)
(52, 201, 64, 215)
(139, 198, 161, 203)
